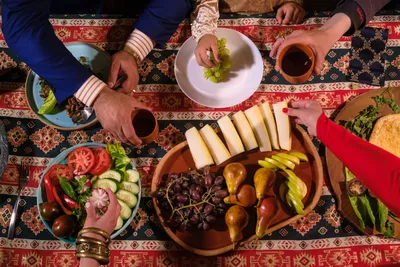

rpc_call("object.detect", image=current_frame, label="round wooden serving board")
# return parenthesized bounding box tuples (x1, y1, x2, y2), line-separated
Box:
(325, 88, 400, 238)
(152, 124, 323, 256)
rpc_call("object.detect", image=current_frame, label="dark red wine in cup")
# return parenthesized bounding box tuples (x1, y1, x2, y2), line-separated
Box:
(132, 110, 156, 137)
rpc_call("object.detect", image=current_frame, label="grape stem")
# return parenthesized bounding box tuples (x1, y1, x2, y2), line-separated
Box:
(167, 172, 218, 221)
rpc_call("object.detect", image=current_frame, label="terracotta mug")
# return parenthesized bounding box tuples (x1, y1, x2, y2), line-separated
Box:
(131, 109, 158, 145)
(277, 43, 315, 84)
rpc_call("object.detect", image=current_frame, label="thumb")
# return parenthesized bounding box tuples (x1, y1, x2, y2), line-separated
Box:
(276, 8, 285, 24)
(85, 201, 97, 220)
(108, 62, 120, 88)
(211, 43, 221, 62)
(313, 57, 325, 75)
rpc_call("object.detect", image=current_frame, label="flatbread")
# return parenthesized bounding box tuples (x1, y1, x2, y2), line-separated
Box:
(369, 114, 400, 158)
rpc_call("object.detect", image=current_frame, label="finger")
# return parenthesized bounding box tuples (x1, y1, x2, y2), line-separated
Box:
(200, 50, 214, 68)
(296, 10, 305, 24)
(116, 128, 129, 144)
(282, 9, 293, 25)
(108, 130, 122, 143)
(108, 61, 120, 88)
(285, 107, 304, 118)
(211, 43, 221, 62)
(270, 38, 284, 58)
(292, 10, 299, 25)
(295, 118, 303, 124)
(133, 98, 151, 111)
(85, 201, 97, 219)
(195, 51, 203, 67)
(290, 100, 312, 109)
(314, 57, 325, 75)
(105, 189, 120, 219)
(122, 121, 142, 146)
(276, 8, 285, 24)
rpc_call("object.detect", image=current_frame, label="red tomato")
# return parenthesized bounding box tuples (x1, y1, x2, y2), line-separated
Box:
(89, 147, 112, 176)
(46, 164, 74, 182)
(67, 147, 95, 175)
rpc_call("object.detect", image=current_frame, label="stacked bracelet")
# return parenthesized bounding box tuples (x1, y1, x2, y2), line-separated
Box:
(75, 228, 111, 265)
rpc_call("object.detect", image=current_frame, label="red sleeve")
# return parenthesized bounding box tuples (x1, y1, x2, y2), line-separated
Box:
(317, 113, 400, 216)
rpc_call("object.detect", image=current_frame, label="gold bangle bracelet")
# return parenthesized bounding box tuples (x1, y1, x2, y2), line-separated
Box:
(76, 252, 110, 265)
(78, 228, 110, 244)
(75, 236, 107, 247)
(76, 242, 110, 256)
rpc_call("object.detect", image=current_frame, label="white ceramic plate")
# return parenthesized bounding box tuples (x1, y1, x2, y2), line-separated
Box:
(175, 28, 263, 108)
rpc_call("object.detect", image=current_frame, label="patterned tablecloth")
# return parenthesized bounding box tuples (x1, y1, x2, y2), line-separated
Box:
(0, 10, 400, 267)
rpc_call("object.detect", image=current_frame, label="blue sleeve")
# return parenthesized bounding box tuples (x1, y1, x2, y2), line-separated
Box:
(2, 0, 92, 103)
(134, 0, 194, 48)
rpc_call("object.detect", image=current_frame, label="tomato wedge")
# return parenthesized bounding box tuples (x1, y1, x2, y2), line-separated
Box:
(67, 147, 95, 175)
(47, 164, 74, 181)
(89, 147, 112, 176)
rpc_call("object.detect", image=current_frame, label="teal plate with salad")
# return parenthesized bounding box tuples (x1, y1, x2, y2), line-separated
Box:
(37, 142, 141, 245)
(25, 43, 111, 131)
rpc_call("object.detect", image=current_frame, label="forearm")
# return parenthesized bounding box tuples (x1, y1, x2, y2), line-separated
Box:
(319, 13, 352, 43)
(191, 0, 219, 43)
(317, 113, 400, 216)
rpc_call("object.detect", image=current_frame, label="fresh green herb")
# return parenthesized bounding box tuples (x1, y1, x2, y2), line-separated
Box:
(339, 88, 399, 140)
(376, 200, 389, 233)
(38, 90, 57, 115)
(384, 221, 395, 238)
(58, 176, 77, 200)
(106, 144, 131, 179)
(73, 189, 92, 227)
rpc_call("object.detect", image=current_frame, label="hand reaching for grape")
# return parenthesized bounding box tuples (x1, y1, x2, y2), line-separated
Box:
(195, 34, 221, 68)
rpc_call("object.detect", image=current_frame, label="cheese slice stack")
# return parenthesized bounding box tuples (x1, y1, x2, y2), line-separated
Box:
(232, 111, 258, 151)
(272, 101, 292, 151)
(200, 125, 231, 165)
(185, 127, 214, 169)
(217, 116, 245, 156)
(244, 105, 272, 152)
(259, 102, 280, 150)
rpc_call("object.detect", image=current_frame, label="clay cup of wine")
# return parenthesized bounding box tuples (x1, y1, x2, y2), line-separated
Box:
(131, 109, 159, 145)
(277, 43, 315, 84)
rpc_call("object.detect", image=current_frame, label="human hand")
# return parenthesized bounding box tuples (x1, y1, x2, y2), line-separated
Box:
(269, 29, 333, 75)
(93, 87, 149, 146)
(276, 2, 306, 25)
(108, 50, 139, 94)
(82, 188, 121, 240)
(283, 100, 323, 136)
(195, 34, 221, 68)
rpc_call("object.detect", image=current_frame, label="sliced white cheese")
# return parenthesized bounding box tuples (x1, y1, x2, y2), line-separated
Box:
(185, 127, 214, 169)
(259, 102, 280, 150)
(217, 116, 245, 157)
(272, 101, 292, 151)
(232, 111, 258, 151)
(200, 125, 231, 165)
(244, 105, 272, 152)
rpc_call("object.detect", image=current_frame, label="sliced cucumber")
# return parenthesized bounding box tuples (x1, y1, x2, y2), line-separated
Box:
(118, 199, 132, 220)
(119, 181, 139, 195)
(126, 169, 140, 183)
(114, 216, 124, 230)
(116, 190, 137, 208)
(99, 170, 122, 182)
(92, 179, 118, 193)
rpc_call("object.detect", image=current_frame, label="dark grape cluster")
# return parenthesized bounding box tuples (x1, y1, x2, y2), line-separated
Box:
(155, 166, 228, 232)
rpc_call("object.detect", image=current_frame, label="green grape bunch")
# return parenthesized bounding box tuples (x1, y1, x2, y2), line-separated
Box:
(203, 38, 232, 83)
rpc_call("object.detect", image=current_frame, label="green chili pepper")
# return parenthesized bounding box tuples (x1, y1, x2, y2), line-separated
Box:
(58, 176, 77, 200)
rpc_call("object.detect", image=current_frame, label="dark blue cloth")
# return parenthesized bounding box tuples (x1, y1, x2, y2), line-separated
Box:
(2, 0, 193, 103)
(348, 26, 389, 87)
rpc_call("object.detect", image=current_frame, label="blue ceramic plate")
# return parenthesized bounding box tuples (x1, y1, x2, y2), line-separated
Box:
(25, 43, 111, 130)
(37, 143, 141, 245)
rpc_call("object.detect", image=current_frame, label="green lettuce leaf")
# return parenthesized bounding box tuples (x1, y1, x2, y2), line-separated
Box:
(106, 144, 130, 179)
(38, 90, 57, 114)
(376, 200, 388, 233)
(345, 168, 366, 229)
(359, 194, 375, 227)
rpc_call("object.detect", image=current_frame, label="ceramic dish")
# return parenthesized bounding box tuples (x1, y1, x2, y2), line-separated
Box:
(174, 28, 263, 108)
(326, 88, 400, 238)
(151, 124, 323, 256)
(25, 43, 111, 130)
(37, 142, 141, 245)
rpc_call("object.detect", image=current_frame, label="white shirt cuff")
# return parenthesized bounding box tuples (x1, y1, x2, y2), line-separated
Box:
(74, 75, 107, 106)
(124, 29, 154, 61)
